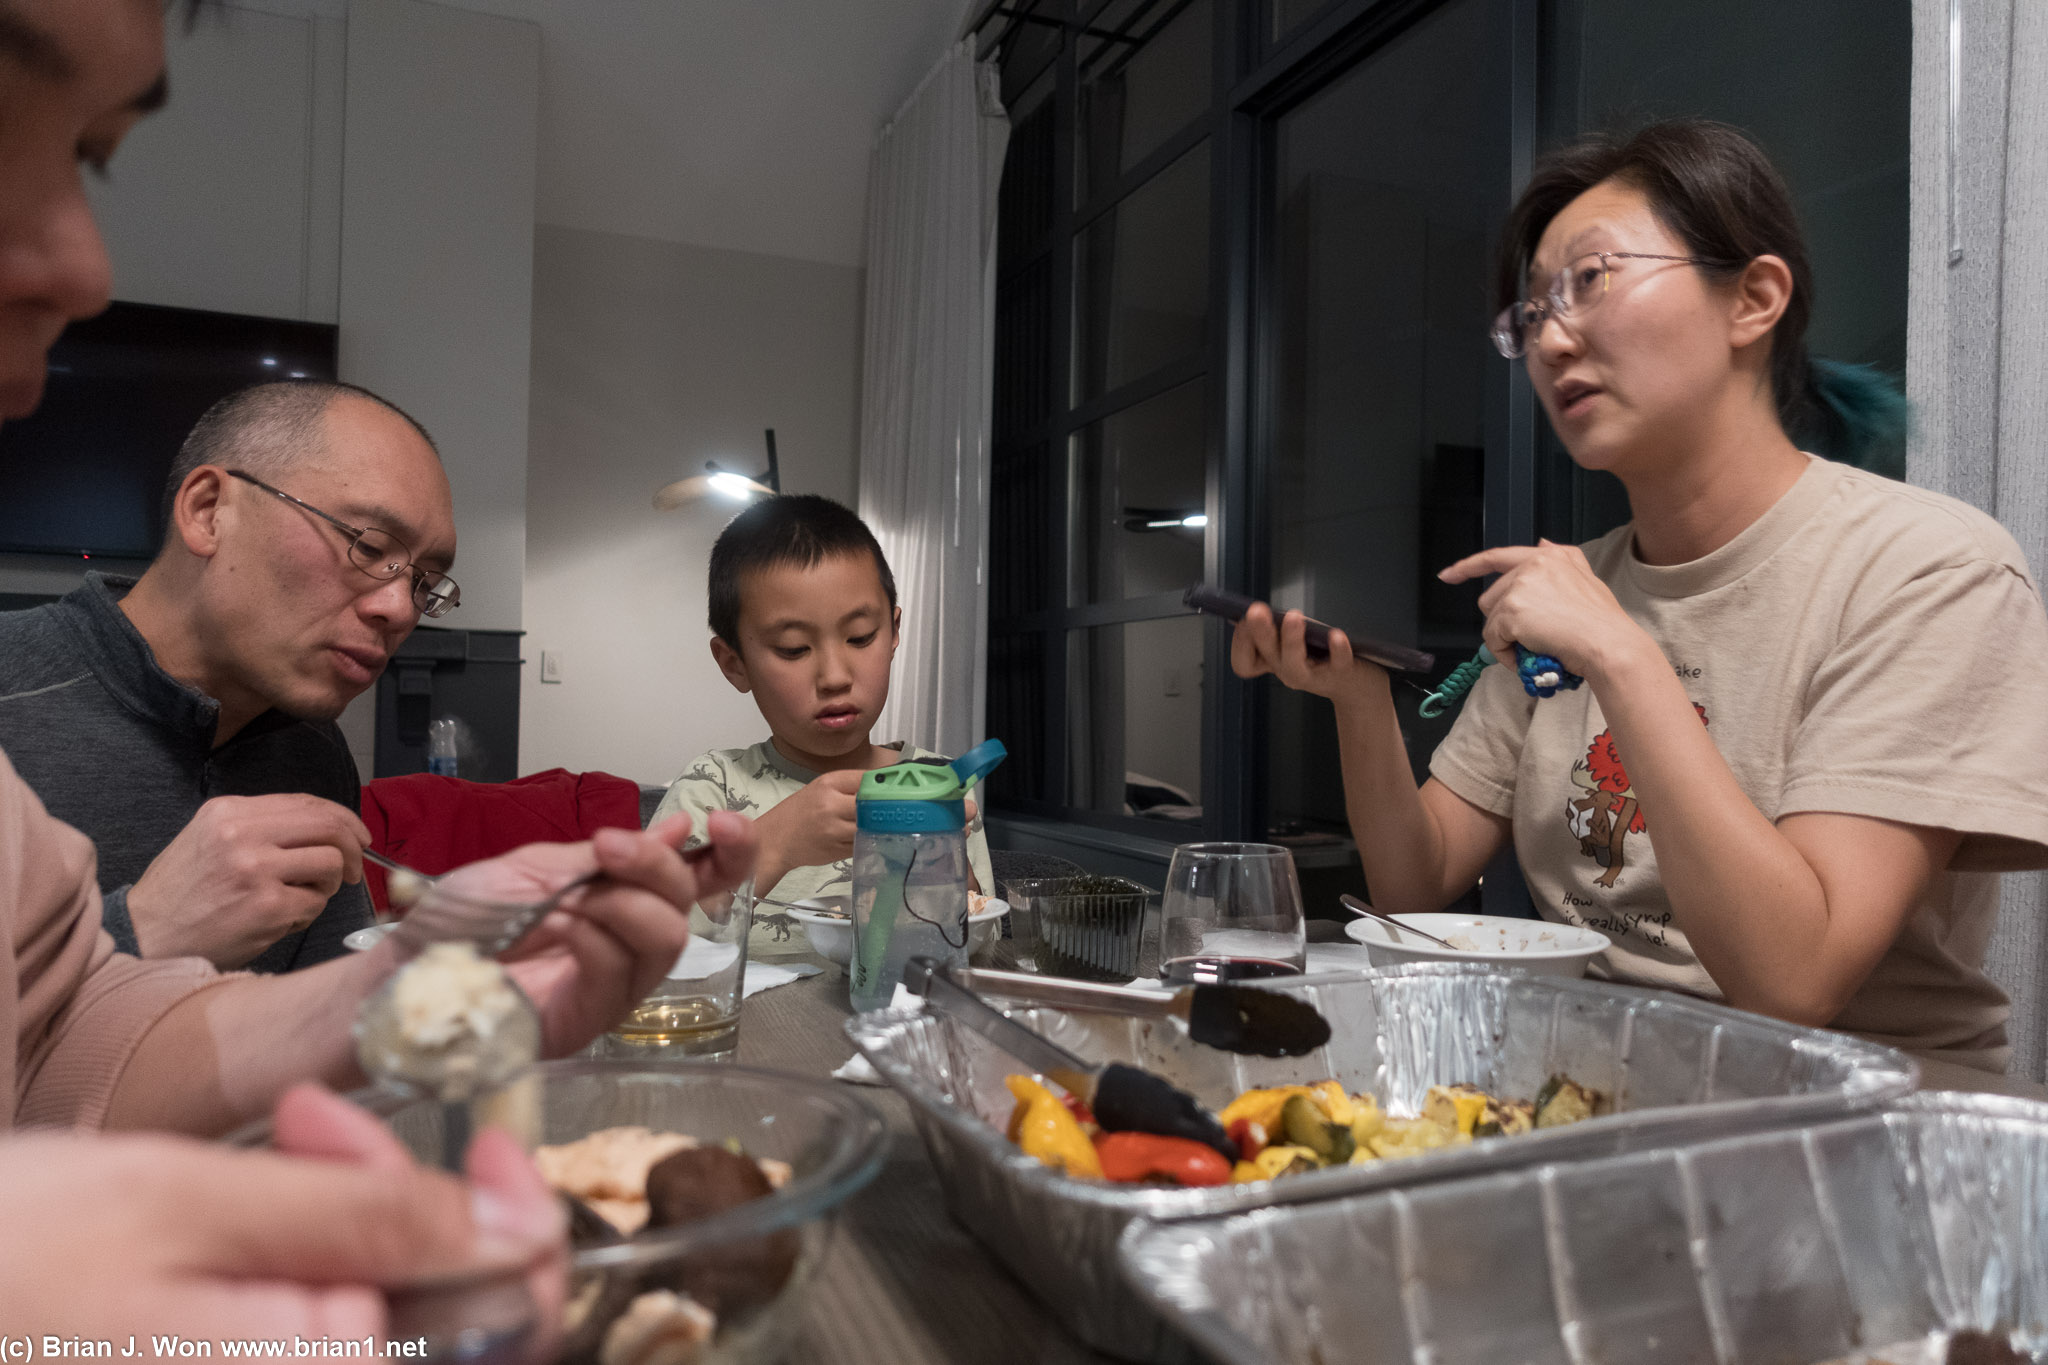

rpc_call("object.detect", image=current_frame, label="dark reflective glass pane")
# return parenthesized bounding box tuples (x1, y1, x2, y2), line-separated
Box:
(1073, 141, 1209, 400)
(997, 0, 1062, 106)
(997, 69, 1057, 273)
(1264, 0, 1506, 839)
(994, 255, 1055, 440)
(1539, 0, 1910, 542)
(1267, 0, 1327, 44)
(1064, 616, 1204, 820)
(985, 630, 1048, 803)
(1070, 378, 1207, 604)
(1077, 0, 1211, 204)
(991, 440, 1057, 619)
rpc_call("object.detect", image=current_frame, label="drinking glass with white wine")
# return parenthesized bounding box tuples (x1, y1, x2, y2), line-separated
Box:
(608, 884, 753, 1058)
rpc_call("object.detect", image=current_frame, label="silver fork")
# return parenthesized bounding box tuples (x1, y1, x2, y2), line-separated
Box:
(363, 848, 599, 956)
(365, 840, 730, 956)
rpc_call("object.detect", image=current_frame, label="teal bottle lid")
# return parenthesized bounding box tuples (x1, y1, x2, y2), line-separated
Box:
(855, 738, 1006, 833)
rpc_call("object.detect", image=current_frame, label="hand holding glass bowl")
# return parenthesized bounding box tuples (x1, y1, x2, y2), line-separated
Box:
(1158, 842, 1308, 985)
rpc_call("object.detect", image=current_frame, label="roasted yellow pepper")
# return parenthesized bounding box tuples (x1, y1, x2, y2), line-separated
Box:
(1005, 1075, 1102, 1179)
(1230, 1143, 1322, 1182)
(1309, 1080, 1359, 1126)
(1217, 1084, 1314, 1136)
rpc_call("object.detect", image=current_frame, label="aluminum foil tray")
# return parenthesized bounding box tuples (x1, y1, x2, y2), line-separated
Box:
(1121, 1092, 2048, 1365)
(843, 964, 1915, 1363)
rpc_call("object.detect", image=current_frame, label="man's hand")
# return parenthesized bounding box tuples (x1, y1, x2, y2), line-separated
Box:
(433, 811, 760, 1056)
(0, 1085, 564, 1354)
(128, 794, 372, 967)
(749, 769, 863, 892)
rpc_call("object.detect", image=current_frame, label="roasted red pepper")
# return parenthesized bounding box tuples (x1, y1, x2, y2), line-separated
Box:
(1092, 1131, 1233, 1187)
(1226, 1118, 1266, 1162)
(1061, 1092, 1097, 1127)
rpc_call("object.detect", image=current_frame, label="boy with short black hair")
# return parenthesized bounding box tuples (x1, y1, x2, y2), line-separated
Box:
(652, 494, 992, 955)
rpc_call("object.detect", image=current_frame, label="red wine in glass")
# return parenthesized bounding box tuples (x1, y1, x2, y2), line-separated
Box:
(1160, 955, 1303, 986)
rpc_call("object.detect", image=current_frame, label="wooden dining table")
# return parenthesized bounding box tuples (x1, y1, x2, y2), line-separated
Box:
(732, 945, 1133, 1365)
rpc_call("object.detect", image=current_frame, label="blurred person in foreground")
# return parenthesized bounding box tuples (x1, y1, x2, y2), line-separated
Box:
(0, 0, 757, 1345)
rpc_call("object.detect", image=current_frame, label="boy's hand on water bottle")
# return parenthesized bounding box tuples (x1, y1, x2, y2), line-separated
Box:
(754, 769, 865, 890)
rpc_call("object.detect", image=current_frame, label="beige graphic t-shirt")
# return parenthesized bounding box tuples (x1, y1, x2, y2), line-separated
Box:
(650, 739, 995, 959)
(1432, 456, 2048, 1072)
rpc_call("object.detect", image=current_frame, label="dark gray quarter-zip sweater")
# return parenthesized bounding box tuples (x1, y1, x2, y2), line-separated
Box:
(0, 573, 370, 971)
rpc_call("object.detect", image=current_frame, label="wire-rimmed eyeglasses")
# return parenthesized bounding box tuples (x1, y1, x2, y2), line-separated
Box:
(1490, 251, 1733, 359)
(228, 469, 461, 618)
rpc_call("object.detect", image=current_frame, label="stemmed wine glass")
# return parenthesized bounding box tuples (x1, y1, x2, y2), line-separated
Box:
(1157, 842, 1307, 984)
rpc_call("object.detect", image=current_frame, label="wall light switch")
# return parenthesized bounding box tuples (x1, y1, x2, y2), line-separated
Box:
(540, 650, 563, 684)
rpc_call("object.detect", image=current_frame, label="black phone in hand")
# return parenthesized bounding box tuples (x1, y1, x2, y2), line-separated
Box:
(1183, 584, 1435, 674)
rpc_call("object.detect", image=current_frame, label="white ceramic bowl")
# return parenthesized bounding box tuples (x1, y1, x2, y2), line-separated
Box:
(785, 897, 1008, 966)
(1342, 911, 1610, 977)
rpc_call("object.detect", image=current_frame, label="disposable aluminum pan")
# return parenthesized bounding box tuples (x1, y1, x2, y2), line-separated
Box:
(842, 964, 1914, 1363)
(1120, 1092, 2048, 1365)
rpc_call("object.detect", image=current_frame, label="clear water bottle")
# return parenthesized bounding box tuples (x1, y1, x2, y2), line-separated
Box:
(426, 717, 459, 777)
(848, 738, 1005, 1013)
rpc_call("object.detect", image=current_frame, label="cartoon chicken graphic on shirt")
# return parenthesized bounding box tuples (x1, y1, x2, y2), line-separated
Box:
(1566, 704, 1708, 888)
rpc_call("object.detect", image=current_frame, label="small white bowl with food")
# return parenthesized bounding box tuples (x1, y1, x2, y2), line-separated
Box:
(785, 893, 1009, 966)
(1343, 911, 1610, 977)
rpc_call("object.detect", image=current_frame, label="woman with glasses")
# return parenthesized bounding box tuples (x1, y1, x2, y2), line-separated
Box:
(1234, 119, 2048, 1091)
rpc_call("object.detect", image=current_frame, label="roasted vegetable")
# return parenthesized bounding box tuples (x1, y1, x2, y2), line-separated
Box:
(1366, 1115, 1463, 1160)
(1006, 1075, 1103, 1178)
(1094, 1132, 1233, 1187)
(1534, 1075, 1601, 1129)
(1231, 1144, 1322, 1182)
(1217, 1084, 1314, 1136)
(1000, 1069, 1603, 1187)
(1280, 1093, 1356, 1164)
(1475, 1099, 1535, 1138)
(1422, 1084, 1491, 1137)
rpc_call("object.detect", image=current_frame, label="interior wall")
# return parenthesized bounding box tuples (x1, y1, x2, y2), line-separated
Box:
(340, 0, 538, 636)
(520, 224, 863, 787)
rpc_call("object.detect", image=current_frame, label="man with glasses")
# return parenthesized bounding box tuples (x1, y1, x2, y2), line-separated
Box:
(0, 380, 461, 969)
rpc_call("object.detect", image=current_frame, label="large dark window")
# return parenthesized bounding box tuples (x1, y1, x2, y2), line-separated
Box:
(979, 0, 1909, 883)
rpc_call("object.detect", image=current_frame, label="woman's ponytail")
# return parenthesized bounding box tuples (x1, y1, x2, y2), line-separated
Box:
(1790, 358, 1909, 479)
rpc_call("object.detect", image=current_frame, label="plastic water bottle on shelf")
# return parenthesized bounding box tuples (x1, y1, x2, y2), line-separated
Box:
(848, 738, 1006, 1013)
(426, 717, 459, 777)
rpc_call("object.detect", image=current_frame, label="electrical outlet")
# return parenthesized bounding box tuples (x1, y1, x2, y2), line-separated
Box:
(540, 650, 563, 684)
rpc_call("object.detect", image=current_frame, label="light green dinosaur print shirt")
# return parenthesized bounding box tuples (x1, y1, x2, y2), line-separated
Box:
(649, 738, 995, 961)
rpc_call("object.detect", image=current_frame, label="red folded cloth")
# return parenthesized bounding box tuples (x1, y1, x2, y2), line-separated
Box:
(359, 767, 645, 913)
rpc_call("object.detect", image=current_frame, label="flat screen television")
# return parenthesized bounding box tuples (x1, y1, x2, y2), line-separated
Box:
(0, 300, 339, 559)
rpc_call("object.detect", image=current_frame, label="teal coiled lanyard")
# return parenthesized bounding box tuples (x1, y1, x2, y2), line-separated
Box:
(1416, 645, 1584, 718)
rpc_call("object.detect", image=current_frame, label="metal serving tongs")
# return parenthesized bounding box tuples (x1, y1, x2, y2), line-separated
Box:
(903, 957, 1236, 1160)
(948, 965, 1331, 1058)
(364, 843, 720, 957)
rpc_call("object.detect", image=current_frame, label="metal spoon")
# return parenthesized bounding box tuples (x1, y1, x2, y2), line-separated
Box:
(1338, 894, 1462, 950)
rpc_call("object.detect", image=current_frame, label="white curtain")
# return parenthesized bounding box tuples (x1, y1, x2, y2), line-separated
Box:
(857, 41, 1008, 760)
(1908, 0, 2048, 1080)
